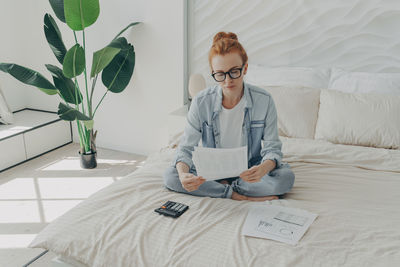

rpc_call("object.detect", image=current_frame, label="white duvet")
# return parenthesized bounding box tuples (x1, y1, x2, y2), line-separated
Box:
(29, 137, 400, 267)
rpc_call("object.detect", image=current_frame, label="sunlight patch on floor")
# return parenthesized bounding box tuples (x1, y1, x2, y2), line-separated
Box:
(0, 234, 37, 248)
(0, 178, 36, 199)
(0, 201, 41, 223)
(0, 177, 116, 223)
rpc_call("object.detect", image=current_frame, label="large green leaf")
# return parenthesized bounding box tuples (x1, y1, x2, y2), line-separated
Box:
(44, 14, 67, 65)
(0, 63, 57, 95)
(58, 103, 91, 121)
(64, 0, 100, 31)
(46, 64, 82, 104)
(90, 46, 120, 78)
(89, 37, 131, 78)
(101, 39, 135, 93)
(63, 44, 85, 78)
(108, 37, 130, 49)
(90, 22, 141, 78)
(49, 0, 66, 23)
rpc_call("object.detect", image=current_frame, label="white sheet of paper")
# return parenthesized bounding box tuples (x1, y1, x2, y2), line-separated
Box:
(192, 146, 248, 180)
(242, 204, 318, 245)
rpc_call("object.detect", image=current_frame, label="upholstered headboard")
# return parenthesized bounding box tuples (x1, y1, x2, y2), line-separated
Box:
(188, 0, 400, 86)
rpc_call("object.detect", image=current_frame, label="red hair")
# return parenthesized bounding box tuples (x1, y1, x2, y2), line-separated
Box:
(208, 32, 248, 70)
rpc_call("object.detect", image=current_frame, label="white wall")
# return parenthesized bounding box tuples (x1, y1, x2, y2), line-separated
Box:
(189, 0, 400, 87)
(0, 0, 185, 155)
(0, 1, 36, 111)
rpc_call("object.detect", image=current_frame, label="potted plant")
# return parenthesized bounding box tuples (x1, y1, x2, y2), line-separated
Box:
(0, 0, 139, 169)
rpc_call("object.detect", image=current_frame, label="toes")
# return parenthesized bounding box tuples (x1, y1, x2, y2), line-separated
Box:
(231, 192, 248, 201)
(247, 195, 278, 202)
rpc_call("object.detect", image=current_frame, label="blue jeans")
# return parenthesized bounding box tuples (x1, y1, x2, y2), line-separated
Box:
(163, 163, 295, 199)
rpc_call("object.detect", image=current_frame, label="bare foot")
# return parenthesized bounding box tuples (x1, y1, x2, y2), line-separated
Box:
(247, 195, 279, 201)
(231, 191, 248, 201)
(231, 192, 279, 201)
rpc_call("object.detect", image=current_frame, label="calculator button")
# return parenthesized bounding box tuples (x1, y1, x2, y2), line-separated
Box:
(161, 209, 177, 217)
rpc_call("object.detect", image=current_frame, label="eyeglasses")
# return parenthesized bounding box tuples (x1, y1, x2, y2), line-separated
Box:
(211, 64, 244, 82)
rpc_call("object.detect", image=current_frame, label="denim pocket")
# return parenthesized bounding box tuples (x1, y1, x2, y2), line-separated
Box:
(250, 121, 265, 136)
(250, 120, 265, 128)
(250, 120, 264, 155)
(202, 122, 215, 147)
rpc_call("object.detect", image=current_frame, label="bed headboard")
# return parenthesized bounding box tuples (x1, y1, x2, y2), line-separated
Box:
(188, 0, 400, 86)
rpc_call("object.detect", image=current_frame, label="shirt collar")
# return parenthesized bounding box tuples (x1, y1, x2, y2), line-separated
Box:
(214, 82, 253, 114)
(243, 82, 253, 109)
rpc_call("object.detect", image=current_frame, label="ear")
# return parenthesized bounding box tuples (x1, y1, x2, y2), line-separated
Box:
(243, 63, 248, 75)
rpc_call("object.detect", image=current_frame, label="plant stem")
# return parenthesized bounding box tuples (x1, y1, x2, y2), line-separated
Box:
(72, 31, 85, 115)
(93, 89, 109, 117)
(81, 29, 91, 153)
(76, 121, 84, 150)
(82, 29, 91, 118)
(73, 77, 87, 150)
(73, 31, 78, 44)
(73, 30, 90, 152)
(89, 74, 98, 117)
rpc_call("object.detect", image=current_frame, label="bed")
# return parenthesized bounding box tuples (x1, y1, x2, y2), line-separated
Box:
(29, 131, 400, 266)
(28, 65, 400, 267)
(28, 62, 400, 267)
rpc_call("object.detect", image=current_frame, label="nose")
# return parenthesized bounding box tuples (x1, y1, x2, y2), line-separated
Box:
(225, 74, 234, 82)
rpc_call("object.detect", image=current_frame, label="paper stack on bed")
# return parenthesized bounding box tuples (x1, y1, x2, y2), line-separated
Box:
(242, 204, 318, 245)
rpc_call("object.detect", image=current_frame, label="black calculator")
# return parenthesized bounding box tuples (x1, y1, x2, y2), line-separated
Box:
(154, 201, 189, 218)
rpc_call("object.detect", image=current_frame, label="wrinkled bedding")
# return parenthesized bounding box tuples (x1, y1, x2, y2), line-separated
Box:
(29, 137, 400, 267)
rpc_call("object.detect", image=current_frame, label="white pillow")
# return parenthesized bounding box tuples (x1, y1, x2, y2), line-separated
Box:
(328, 68, 400, 95)
(0, 85, 14, 124)
(315, 89, 400, 149)
(260, 86, 321, 139)
(245, 64, 330, 89)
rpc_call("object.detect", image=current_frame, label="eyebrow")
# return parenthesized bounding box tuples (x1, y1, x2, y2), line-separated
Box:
(214, 65, 241, 72)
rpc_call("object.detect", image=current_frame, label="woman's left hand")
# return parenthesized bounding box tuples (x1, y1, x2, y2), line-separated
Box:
(240, 160, 275, 183)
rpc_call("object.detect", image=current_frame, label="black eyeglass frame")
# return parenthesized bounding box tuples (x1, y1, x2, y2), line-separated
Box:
(211, 64, 245, 82)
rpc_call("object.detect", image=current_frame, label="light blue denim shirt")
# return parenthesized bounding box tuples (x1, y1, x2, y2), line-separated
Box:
(174, 82, 283, 173)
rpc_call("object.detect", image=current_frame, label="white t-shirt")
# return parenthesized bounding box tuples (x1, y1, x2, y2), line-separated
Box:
(219, 96, 245, 148)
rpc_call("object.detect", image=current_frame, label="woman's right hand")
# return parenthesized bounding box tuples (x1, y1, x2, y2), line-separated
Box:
(179, 173, 206, 192)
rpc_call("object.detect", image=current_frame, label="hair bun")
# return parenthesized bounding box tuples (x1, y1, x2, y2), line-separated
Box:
(213, 32, 238, 43)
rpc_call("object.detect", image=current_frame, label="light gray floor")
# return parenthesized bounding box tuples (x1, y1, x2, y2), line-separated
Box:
(0, 143, 147, 267)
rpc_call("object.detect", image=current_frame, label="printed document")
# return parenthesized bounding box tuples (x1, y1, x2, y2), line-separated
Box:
(242, 204, 318, 245)
(192, 146, 248, 180)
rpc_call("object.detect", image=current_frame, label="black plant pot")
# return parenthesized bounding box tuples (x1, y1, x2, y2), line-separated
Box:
(79, 150, 97, 169)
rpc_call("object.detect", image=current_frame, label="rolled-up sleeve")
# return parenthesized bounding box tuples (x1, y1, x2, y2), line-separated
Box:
(173, 97, 202, 169)
(261, 95, 283, 169)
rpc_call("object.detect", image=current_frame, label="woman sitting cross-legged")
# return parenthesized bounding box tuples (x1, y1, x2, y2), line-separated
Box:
(163, 31, 295, 201)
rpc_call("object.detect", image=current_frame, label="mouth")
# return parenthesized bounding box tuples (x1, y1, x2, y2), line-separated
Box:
(226, 85, 235, 89)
